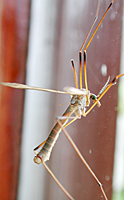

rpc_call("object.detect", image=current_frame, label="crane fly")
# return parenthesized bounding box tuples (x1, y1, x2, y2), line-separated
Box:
(1, 0, 124, 199)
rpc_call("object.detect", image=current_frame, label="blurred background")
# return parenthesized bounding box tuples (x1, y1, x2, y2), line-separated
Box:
(0, 0, 124, 200)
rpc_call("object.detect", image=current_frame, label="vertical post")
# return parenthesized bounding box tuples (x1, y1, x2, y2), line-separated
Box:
(0, 1, 30, 200)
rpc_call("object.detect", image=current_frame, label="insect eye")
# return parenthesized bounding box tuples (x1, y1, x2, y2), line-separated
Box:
(90, 94, 96, 100)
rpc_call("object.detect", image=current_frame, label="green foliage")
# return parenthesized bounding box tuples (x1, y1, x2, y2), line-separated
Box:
(112, 188, 124, 200)
(118, 80, 124, 114)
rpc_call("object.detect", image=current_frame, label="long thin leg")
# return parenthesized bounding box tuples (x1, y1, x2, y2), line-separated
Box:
(84, 0, 114, 51)
(57, 119, 108, 200)
(58, 116, 78, 128)
(83, 50, 89, 105)
(84, 74, 124, 116)
(80, 0, 101, 53)
(79, 0, 101, 90)
(64, 118, 77, 128)
(43, 162, 75, 200)
(81, 1, 114, 105)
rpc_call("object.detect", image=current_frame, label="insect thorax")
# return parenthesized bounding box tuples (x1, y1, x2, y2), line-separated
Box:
(70, 89, 90, 117)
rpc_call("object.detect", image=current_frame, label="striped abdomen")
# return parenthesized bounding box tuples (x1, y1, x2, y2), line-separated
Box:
(34, 104, 77, 164)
